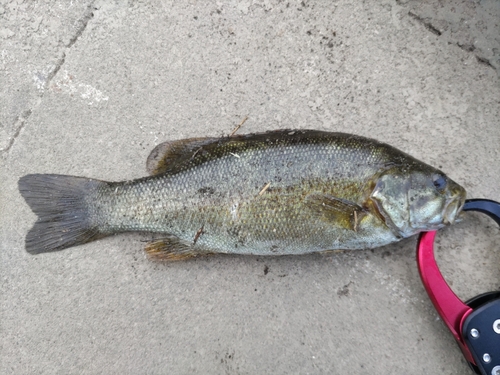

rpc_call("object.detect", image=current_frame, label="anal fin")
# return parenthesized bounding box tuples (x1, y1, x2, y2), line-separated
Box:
(145, 236, 211, 261)
(305, 193, 366, 231)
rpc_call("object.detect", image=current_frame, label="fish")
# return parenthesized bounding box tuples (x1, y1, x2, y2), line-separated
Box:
(18, 129, 466, 260)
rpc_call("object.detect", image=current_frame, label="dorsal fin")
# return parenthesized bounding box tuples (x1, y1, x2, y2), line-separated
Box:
(146, 137, 217, 175)
(147, 130, 352, 176)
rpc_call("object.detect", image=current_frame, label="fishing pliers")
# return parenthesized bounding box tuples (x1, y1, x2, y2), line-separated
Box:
(417, 199, 500, 375)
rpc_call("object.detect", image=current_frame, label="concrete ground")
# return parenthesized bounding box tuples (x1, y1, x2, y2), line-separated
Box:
(1, 0, 499, 374)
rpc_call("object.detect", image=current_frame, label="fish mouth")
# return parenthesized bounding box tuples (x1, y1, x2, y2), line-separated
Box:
(443, 194, 466, 225)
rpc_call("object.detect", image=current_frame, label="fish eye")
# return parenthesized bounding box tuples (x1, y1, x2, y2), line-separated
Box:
(432, 173, 447, 192)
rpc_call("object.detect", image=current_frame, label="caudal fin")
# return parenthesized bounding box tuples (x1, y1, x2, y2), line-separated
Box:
(18, 174, 105, 254)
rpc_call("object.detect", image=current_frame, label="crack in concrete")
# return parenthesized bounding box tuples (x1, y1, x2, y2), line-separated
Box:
(46, 53, 66, 88)
(457, 43, 496, 71)
(1, 110, 33, 154)
(407, 10, 497, 73)
(457, 42, 475, 53)
(476, 55, 495, 70)
(408, 11, 442, 36)
(46, 3, 95, 91)
(67, 3, 95, 49)
(1, 2, 95, 155)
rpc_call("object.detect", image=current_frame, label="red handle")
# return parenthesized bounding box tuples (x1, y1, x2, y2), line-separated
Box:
(417, 231, 475, 364)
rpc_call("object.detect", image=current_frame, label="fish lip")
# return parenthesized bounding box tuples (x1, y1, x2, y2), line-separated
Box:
(443, 194, 465, 225)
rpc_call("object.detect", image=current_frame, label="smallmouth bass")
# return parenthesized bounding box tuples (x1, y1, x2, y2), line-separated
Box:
(18, 130, 466, 260)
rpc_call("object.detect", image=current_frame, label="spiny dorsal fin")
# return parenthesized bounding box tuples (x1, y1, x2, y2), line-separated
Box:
(146, 137, 217, 175)
(146, 130, 309, 176)
(146, 130, 342, 176)
(305, 193, 366, 231)
(144, 236, 212, 261)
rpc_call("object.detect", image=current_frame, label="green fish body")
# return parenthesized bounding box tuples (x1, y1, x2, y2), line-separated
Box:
(19, 130, 466, 260)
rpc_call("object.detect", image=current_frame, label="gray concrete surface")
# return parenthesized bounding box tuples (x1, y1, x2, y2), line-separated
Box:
(1, 0, 499, 374)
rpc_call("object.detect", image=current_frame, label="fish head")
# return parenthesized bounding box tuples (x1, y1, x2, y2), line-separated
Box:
(370, 166, 466, 238)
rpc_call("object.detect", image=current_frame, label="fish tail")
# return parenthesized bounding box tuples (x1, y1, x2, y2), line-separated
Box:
(18, 174, 106, 254)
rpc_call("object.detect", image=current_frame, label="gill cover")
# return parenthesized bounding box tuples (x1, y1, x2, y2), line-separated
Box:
(370, 171, 411, 237)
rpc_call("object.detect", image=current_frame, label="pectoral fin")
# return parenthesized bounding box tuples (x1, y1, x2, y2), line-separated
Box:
(146, 137, 217, 175)
(305, 193, 366, 231)
(145, 236, 212, 261)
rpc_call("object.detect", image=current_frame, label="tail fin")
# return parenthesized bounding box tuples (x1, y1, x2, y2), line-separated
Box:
(18, 174, 105, 254)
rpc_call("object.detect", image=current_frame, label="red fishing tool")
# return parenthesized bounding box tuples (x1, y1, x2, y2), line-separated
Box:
(417, 199, 500, 375)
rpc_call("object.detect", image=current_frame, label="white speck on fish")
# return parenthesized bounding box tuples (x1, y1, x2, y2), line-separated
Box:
(230, 202, 239, 221)
(258, 182, 271, 196)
